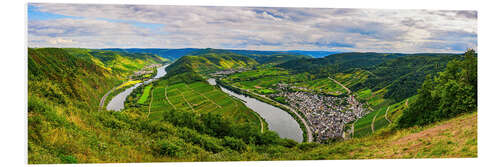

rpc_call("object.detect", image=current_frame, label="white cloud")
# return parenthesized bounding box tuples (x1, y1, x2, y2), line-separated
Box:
(28, 3, 477, 53)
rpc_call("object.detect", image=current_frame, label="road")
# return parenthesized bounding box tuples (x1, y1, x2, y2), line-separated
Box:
(250, 90, 314, 142)
(384, 106, 392, 124)
(371, 109, 380, 133)
(99, 86, 117, 111)
(328, 77, 351, 94)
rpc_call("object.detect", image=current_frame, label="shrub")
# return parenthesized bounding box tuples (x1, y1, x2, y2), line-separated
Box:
(153, 139, 182, 157)
(223, 136, 247, 152)
(297, 142, 320, 151)
(59, 155, 77, 164)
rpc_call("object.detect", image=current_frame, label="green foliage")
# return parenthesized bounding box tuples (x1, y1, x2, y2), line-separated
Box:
(59, 155, 78, 164)
(297, 142, 320, 151)
(398, 50, 477, 128)
(153, 139, 184, 157)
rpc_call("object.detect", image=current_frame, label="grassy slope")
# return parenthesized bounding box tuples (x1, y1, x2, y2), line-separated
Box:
(286, 112, 477, 159)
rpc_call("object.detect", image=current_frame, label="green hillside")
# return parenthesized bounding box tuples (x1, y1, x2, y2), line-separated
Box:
(63, 48, 166, 77)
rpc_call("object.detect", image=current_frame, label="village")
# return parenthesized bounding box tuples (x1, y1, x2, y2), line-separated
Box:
(215, 71, 370, 142)
(209, 67, 250, 77)
(131, 63, 162, 79)
(270, 84, 369, 142)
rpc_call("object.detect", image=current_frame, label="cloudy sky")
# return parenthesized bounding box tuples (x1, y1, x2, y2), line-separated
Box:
(28, 3, 477, 53)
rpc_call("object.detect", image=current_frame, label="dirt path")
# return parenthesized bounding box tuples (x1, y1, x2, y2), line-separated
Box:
(252, 112, 264, 133)
(328, 77, 351, 94)
(371, 109, 380, 133)
(99, 86, 117, 111)
(164, 85, 177, 110)
(384, 106, 392, 124)
(177, 88, 195, 112)
(185, 84, 222, 109)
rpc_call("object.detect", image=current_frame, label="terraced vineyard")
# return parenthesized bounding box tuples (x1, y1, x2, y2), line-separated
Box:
(138, 79, 262, 130)
(349, 96, 416, 138)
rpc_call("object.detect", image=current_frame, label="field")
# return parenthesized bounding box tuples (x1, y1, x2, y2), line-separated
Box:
(137, 84, 153, 104)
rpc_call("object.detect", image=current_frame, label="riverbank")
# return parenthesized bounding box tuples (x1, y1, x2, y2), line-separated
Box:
(216, 79, 312, 142)
(105, 64, 169, 111)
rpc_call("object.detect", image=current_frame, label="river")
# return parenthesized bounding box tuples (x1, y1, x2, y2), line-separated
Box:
(207, 78, 303, 143)
(106, 64, 169, 111)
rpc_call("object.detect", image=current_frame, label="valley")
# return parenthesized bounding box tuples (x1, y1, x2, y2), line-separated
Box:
(27, 47, 477, 163)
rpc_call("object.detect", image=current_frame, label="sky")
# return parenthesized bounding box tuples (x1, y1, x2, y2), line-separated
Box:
(27, 3, 477, 53)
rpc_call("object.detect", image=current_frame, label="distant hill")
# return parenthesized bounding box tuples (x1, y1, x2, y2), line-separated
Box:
(165, 50, 258, 80)
(278, 52, 404, 75)
(100, 48, 339, 61)
(285, 50, 341, 58)
(102, 48, 199, 61)
(189, 48, 311, 64)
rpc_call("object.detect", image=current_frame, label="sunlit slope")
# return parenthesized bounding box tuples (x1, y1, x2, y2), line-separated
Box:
(63, 48, 166, 77)
(277, 112, 477, 160)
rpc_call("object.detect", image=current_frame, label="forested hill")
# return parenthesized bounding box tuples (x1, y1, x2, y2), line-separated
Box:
(278, 52, 403, 75)
(189, 48, 311, 64)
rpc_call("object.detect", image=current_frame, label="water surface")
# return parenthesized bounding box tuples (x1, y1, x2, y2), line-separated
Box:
(208, 78, 303, 142)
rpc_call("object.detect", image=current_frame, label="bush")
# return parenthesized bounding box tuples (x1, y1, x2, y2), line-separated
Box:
(297, 142, 320, 151)
(223, 136, 247, 152)
(280, 139, 298, 148)
(153, 139, 183, 157)
(59, 155, 77, 164)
